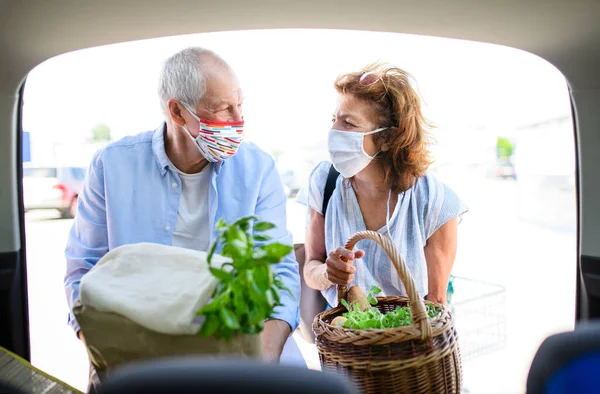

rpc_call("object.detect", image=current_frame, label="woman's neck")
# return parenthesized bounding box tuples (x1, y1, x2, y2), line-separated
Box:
(352, 161, 390, 199)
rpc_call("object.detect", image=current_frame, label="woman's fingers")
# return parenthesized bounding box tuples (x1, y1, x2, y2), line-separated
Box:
(354, 249, 366, 259)
(325, 249, 356, 285)
(324, 247, 365, 285)
(334, 247, 365, 261)
(334, 247, 355, 262)
(326, 267, 355, 285)
(327, 252, 356, 273)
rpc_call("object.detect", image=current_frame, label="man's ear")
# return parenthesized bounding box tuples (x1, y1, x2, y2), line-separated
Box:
(168, 99, 186, 127)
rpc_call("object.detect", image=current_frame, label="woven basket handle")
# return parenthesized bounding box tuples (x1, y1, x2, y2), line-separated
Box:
(336, 230, 433, 341)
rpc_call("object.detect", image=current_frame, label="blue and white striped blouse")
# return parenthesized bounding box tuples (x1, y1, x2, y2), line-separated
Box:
(297, 160, 467, 308)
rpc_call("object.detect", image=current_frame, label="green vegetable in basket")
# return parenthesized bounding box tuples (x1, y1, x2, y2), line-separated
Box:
(197, 216, 293, 341)
(338, 285, 441, 329)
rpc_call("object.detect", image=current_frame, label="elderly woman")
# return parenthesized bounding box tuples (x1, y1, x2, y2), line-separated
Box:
(299, 63, 466, 308)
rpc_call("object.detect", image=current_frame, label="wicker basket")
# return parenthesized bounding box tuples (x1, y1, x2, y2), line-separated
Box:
(313, 231, 462, 394)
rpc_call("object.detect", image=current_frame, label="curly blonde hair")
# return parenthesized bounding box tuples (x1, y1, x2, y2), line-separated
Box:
(334, 63, 433, 193)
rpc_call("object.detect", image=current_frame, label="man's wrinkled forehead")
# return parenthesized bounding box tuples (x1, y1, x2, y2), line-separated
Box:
(202, 67, 243, 106)
(205, 88, 243, 107)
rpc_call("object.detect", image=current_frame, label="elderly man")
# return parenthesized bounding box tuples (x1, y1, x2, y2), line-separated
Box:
(64, 47, 301, 372)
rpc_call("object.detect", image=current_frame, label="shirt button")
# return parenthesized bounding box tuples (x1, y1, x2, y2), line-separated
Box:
(165, 225, 171, 232)
(172, 182, 177, 188)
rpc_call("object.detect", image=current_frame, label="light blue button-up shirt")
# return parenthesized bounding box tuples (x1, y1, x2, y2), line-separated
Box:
(64, 123, 300, 334)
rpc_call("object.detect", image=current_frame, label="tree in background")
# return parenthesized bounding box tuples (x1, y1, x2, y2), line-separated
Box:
(496, 136, 514, 161)
(90, 123, 112, 142)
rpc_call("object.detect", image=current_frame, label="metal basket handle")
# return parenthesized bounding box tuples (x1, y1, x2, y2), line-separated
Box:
(337, 230, 433, 341)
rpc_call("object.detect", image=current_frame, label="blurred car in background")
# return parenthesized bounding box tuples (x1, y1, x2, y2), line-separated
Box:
(23, 166, 87, 218)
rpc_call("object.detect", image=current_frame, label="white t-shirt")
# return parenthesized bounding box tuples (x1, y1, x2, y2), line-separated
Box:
(171, 163, 212, 252)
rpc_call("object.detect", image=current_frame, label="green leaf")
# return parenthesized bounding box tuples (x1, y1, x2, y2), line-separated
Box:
(232, 284, 247, 316)
(222, 243, 244, 262)
(247, 321, 265, 335)
(216, 218, 228, 229)
(223, 227, 248, 259)
(254, 319, 265, 332)
(229, 226, 246, 242)
(235, 215, 259, 232)
(244, 270, 254, 283)
(252, 248, 268, 260)
(381, 315, 393, 328)
(265, 289, 275, 307)
(209, 267, 232, 282)
(367, 293, 378, 305)
(216, 228, 228, 239)
(231, 239, 248, 251)
(262, 243, 293, 257)
(254, 221, 276, 232)
(220, 307, 241, 330)
(199, 313, 220, 337)
(194, 216, 295, 338)
(258, 243, 293, 264)
(221, 327, 234, 342)
(248, 306, 264, 324)
(270, 286, 281, 303)
(370, 285, 382, 295)
(198, 300, 220, 314)
(254, 234, 272, 242)
(341, 299, 350, 310)
(249, 281, 265, 304)
(359, 319, 373, 329)
(198, 286, 232, 314)
(254, 265, 271, 291)
(207, 241, 218, 264)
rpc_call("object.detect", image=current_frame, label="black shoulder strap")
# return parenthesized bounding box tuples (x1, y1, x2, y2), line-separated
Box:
(322, 164, 340, 216)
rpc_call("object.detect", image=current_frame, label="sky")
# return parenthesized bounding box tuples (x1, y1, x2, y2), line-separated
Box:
(22, 28, 572, 166)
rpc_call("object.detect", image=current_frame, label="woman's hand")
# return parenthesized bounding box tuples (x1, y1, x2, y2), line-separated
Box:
(424, 293, 447, 305)
(325, 247, 365, 285)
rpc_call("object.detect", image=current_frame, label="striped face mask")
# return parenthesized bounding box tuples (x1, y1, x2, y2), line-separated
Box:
(182, 105, 244, 163)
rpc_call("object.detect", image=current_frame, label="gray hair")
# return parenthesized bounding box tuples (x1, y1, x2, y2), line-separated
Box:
(158, 47, 230, 116)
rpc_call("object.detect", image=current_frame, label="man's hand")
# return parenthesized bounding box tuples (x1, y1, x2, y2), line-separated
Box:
(261, 319, 292, 363)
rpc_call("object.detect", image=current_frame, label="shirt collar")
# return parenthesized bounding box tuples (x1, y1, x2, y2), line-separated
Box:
(152, 123, 170, 176)
(152, 122, 224, 176)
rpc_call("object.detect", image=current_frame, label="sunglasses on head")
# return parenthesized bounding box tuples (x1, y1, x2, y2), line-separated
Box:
(359, 70, 400, 128)
(359, 70, 389, 94)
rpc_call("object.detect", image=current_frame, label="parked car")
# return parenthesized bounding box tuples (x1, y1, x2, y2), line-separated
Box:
(22, 166, 87, 218)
